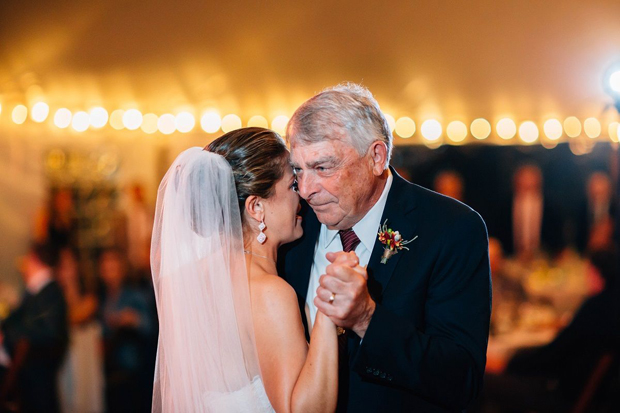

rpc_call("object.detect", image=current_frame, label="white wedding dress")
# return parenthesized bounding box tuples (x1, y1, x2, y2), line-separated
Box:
(202, 376, 274, 412)
(151, 148, 275, 412)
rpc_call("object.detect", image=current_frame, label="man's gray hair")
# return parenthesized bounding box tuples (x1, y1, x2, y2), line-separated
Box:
(286, 83, 393, 168)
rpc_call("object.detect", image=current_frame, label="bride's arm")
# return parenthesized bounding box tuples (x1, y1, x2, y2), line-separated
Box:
(251, 275, 338, 413)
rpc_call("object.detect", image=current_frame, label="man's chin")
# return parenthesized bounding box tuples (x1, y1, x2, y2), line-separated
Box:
(314, 211, 342, 228)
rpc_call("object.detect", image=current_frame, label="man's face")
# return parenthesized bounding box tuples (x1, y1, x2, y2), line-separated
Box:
(290, 136, 377, 230)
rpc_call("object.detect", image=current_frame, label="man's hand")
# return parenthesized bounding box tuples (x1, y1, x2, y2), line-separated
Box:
(314, 251, 376, 338)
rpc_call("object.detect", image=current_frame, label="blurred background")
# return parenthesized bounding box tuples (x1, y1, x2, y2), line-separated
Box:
(0, 0, 619, 412)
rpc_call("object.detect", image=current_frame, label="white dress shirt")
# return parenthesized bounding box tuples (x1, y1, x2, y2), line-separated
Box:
(305, 171, 393, 328)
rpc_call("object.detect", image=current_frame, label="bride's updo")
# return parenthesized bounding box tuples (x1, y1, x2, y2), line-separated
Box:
(205, 127, 290, 220)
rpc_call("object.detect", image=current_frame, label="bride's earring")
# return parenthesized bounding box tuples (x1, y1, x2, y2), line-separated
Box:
(257, 220, 266, 244)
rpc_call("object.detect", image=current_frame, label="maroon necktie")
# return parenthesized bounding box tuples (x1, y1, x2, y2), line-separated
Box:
(339, 229, 360, 253)
(336, 228, 360, 405)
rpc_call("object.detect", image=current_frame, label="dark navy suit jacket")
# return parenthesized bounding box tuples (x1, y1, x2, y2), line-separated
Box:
(278, 168, 491, 412)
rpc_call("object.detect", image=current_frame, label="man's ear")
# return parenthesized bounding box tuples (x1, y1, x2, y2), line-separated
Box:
(245, 195, 264, 223)
(368, 141, 388, 175)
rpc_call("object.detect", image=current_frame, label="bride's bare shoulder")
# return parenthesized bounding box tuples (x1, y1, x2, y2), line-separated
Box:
(250, 273, 299, 314)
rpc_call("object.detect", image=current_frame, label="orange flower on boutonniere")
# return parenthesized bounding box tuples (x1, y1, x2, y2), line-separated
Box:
(377, 219, 417, 264)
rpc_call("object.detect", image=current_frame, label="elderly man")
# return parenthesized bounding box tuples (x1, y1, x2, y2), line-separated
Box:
(279, 83, 491, 412)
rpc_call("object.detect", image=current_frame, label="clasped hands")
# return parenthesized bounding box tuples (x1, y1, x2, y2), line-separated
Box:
(314, 251, 376, 338)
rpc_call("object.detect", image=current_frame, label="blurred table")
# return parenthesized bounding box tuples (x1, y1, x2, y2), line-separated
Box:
(486, 328, 558, 373)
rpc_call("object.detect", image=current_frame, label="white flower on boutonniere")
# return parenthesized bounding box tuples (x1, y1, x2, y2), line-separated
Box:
(377, 219, 418, 264)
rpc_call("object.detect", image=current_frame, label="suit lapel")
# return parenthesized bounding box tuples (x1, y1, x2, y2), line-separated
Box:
(366, 168, 418, 303)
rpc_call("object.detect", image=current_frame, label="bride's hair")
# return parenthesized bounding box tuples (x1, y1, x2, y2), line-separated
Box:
(205, 127, 290, 224)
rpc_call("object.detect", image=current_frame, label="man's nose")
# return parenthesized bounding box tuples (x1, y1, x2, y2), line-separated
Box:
(297, 173, 317, 200)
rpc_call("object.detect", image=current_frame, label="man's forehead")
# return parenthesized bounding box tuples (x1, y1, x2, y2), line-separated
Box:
(290, 141, 342, 165)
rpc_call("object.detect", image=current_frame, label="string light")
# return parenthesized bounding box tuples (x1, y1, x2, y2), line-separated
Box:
(31, 102, 49, 123)
(158, 114, 176, 134)
(12, 105, 28, 124)
(271, 115, 289, 135)
(584, 117, 601, 139)
(471, 118, 491, 140)
(175, 112, 195, 133)
(247, 115, 268, 128)
(519, 121, 539, 143)
(141, 113, 158, 134)
(421, 119, 442, 141)
(221, 114, 242, 133)
(53, 108, 72, 129)
(395, 117, 416, 138)
(89, 107, 109, 128)
(543, 119, 562, 140)
(609, 122, 619, 143)
(110, 110, 125, 130)
(200, 111, 221, 133)
(563, 116, 581, 138)
(122, 109, 143, 130)
(71, 111, 90, 132)
(446, 121, 467, 142)
(496, 118, 517, 140)
(384, 114, 396, 133)
(1, 100, 617, 148)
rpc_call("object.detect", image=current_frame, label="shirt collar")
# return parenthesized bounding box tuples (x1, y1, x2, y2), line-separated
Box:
(322, 170, 393, 250)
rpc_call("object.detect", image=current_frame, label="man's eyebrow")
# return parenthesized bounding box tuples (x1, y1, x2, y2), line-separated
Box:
(306, 156, 339, 169)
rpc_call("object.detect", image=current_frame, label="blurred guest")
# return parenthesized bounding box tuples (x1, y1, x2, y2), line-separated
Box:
(433, 169, 465, 202)
(488, 238, 526, 335)
(56, 248, 104, 413)
(508, 164, 562, 260)
(124, 183, 153, 278)
(0, 243, 68, 413)
(481, 248, 620, 412)
(99, 249, 152, 413)
(573, 172, 616, 253)
(34, 188, 78, 250)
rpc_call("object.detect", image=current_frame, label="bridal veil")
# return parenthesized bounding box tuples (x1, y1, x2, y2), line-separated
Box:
(151, 147, 272, 412)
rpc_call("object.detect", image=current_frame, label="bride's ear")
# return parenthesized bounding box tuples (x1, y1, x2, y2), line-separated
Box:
(244, 195, 264, 223)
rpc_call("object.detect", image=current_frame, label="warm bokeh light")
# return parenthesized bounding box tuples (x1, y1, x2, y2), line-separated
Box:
(12, 105, 28, 124)
(247, 115, 269, 128)
(518, 121, 539, 143)
(176, 112, 195, 133)
(496, 118, 517, 139)
(384, 114, 396, 133)
(221, 114, 242, 133)
(0, 103, 2, 116)
(610, 70, 620, 93)
(110, 110, 125, 130)
(470, 118, 491, 140)
(543, 119, 562, 140)
(421, 119, 442, 141)
(395, 117, 416, 138)
(89, 107, 109, 128)
(141, 113, 158, 134)
(158, 114, 176, 134)
(71, 111, 90, 132)
(609, 122, 619, 143)
(123, 109, 143, 130)
(53, 108, 72, 129)
(583, 117, 601, 139)
(271, 115, 289, 135)
(446, 121, 467, 142)
(563, 116, 581, 138)
(200, 111, 221, 133)
(31, 102, 49, 123)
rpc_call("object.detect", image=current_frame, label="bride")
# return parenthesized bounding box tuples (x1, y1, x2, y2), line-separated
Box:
(151, 127, 338, 412)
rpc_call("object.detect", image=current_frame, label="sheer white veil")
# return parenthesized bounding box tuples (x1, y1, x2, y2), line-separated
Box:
(151, 147, 270, 412)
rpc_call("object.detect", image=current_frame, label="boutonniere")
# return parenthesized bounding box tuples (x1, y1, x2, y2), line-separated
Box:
(377, 219, 417, 264)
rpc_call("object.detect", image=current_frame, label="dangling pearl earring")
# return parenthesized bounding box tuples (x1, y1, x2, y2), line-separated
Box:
(257, 220, 267, 244)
